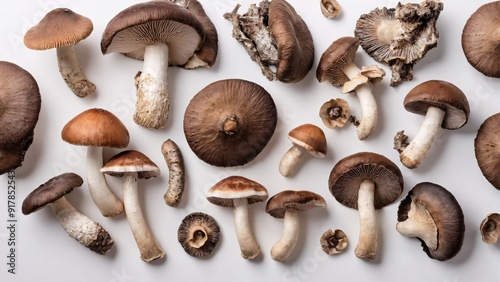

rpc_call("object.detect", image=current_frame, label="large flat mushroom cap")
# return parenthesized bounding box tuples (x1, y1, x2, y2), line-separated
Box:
(316, 36, 359, 87)
(101, 150, 160, 179)
(206, 176, 269, 207)
(184, 79, 277, 167)
(266, 190, 327, 219)
(328, 152, 403, 210)
(474, 112, 500, 190)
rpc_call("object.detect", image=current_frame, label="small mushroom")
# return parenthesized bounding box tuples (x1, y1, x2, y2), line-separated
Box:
(329, 152, 404, 261)
(266, 190, 327, 262)
(22, 173, 114, 255)
(397, 182, 465, 261)
(184, 79, 277, 167)
(320, 229, 348, 255)
(161, 139, 185, 207)
(61, 108, 129, 217)
(393, 80, 470, 169)
(206, 176, 268, 259)
(23, 8, 95, 98)
(178, 212, 221, 257)
(279, 124, 327, 177)
(480, 213, 500, 244)
(474, 113, 500, 190)
(320, 0, 342, 19)
(319, 98, 351, 129)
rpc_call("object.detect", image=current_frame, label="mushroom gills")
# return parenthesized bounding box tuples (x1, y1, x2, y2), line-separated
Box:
(396, 197, 438, 251)
(178, 212, 220, 257)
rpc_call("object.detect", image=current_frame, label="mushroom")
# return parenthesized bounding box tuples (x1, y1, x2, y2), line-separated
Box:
(161, 139, 185, 207)
(224, 0, 314, 82)
(0, 61, 41, 175)
(354, 0, 443, 86)
(21, 173, 114, 255)
(101, 1, 205, 129)
(320, 0, 342, 19)
(328, 152, 404, 261)
(320, 229, 348, 255)
(316, 36, 385, 140)
(279, 124, 327, 177)
(61, 108, 129, 217)
(23, 8, 95, 98)
(266, 190, 327, 262)
(475, 113, 500, 189)
(177, 212, 221, 257)
(462, 1, 500, 78)
(319, 98, 351, 128)
(206, 176, 269, 259)
(393, 80, 470, 169)
(184, 79, 277, 167)
(480, 213, 500, 244)
(396, 182, 465, 261)
(101, 150, 164, 262)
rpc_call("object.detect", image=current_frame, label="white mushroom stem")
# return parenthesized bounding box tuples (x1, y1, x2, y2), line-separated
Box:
(279, 145, 306, 177)
(134, 43, 170, 129)
(396, 199, 438, 250)
(400, 106, 445, 169)
(86, 146, 124, 217)
(270, 210, 300, 262)
(355, 180, 378, 261)
(123, 173, 165, 262)
(232, 198, 261, 259)
(56, 45, 96, 98)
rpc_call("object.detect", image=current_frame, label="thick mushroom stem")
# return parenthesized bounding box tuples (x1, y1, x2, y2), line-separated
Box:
(123, 173, 165, 262)
(56, 45, 96, 98)
(396, 200, 438, 250)
(134, 43, 170, 129)
(86, 146, 124, 217)
(270, 210, 300, 262)
(49, 196, 114, 255)
(355, 180, 378, 261)
(232, 198, 261, 259)
(399, 106, 445, 169)
(279, 145, 306, 177)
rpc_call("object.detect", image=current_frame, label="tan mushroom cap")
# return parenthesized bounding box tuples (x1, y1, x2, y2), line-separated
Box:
(319, 98, 350, 128)
(320, 0, 342, 19)
(474, 112, 500, 190)
(206, 176, 269, 207)
(316, 36, 359, 87)
(480, 213, 500, 244)
(288, 124, 327, 158)
(101, 150, 160, 179)
(403, 80, 470, 130)
(266, 190, 326, 219)
(24, 8, 93, 50)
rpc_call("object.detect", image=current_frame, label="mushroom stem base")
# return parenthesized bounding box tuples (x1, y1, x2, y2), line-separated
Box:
(270, 210, 300, 262)
(56, 45, 96, 98)
(355, 180, 378, 261)
(233, 198, 261, 259)
(279, 145, 306, 177)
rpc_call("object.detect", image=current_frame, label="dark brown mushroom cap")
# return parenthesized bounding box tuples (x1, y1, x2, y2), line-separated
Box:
(100, 1, 205, 66)
(61, 108, 130, 148)
(101, 150, 160, 179)
(461, 1, 500, 78)
(268, 0, 314, 83)
(328, 152, 403, 210)
(183, 79, 277, 167)
(206, 176, 269, 207)
(397, 182, 465, 261)
(474, 112, 500, 190)
(288, 124, 327, 158)
(403, 80, 470, 130)
(177, 212, 220, 257)
(266, 190, 327, 219)
(316, 36, 359, 87)
(24, 8, 93, 50)
(22, 173, 83, 215)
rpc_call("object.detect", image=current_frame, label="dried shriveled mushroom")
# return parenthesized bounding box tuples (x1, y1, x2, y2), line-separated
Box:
(397, 182, 465, 261)
(354, 0, 443, 86)
(161, 139, 185, 207)
(480, 213, 500, 244)
(320, 0, 341, 19)
(320, 229, 348, 255)
(319, 98, 351, 128)
(178, 212, 221, 257)
(474, 113, 500, 190)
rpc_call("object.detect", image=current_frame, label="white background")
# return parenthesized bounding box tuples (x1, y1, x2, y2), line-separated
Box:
(1, 0, 499, 281)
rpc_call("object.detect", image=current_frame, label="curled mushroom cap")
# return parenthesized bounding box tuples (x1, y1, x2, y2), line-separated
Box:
(319, 98, 350, 129)
(320, 229, 348, 255)
(178, 212, 221, 257)
(474, 113, 500, 190)
(480, 213, 500, 244)
(397, 182, 465, 261)
(462, 1, 500, 78)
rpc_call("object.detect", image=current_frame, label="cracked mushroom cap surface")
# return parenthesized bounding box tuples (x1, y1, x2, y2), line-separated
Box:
(184, 79, 277, 167)
(474, 113, 500, 190)
(288, 124, 327, 158)
(206, 176, 269, 207)
(403, 80, 470, 130)
(316, 36, 360, 87)
(328, 152, 403, 210)
(266, 190, 327, 219)
(177, 212, 221, 257)
(397, 182, 465, 261)
(101, 150, 160, 179)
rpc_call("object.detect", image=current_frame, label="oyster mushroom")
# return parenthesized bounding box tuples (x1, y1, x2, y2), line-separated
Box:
(480, 213, 500, 244)
(177, 212, 221, 257)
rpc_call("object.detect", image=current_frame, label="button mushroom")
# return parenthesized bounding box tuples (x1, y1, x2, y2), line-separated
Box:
(21, 173, 114, 255)
(480, 213, 500, 244)
(101, 1, 205, 129)
(396, 182, 465, 261)
(177, 212, 221, 257)
(23, 8, 95, 98)
(393, 80, 470, 169)
(474, 112, 500, 190)
(320, 229, 348, 255)
(328, 152, 404, 261)
(266, 190, 327, 262)
(101, 150, 164, 262)
(206, 176, 268, 259)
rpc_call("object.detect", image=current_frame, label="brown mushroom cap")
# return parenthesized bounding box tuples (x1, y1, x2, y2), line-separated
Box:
(397, 182, 465, 261)
(101, 150, 160, 179)
(461, 2, 500, 78)
(206, 176, 269, 207)
(316, 36, 359, 87)
(480, 213, 500, 244)
(266, 190, 326, 219)
(403, 80, 470, 130)
(474, 112, 500, 190)
(177, 212, 220, 257)
(183, 79, 277, 167)
(328, 152, 403, 209)
(319, 98, 350, 128)
(288, 124, 327, 158)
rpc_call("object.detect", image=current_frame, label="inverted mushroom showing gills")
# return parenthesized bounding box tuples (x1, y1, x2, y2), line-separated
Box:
(178, 212, 221, 257)
(320, 0, 342, 19)
(329, 152, 404, 261)
(320, 229, 348, 255)
(224, 0, 314, 83)
(24, 8, 95, 98)
(354, 0, 443, 86)
(393, 80, 470, 169)
(319, 98, 351, 129)
(184, 79, 277, 167)
(0, 61, 41, 175)
(480, 213, 500, 244)
(22, 173, 114, 255)
(397, 182, 465, 261)
(101, 1, 205, 129)
(474, 113, 500, 190)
